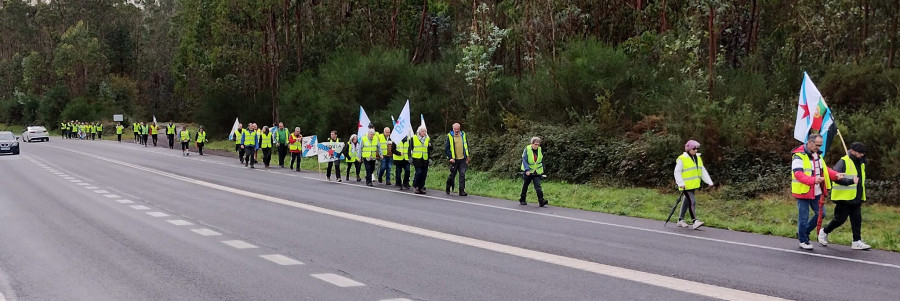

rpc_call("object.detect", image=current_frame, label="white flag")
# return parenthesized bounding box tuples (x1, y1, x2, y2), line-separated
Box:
(358, 107, 371, 141)
(794, 72, 822, 142)
(153, 115, 158, 124)
(228, 117, 241, 140)
(391, 100, 412, 141)
(420, 114, 426, 132)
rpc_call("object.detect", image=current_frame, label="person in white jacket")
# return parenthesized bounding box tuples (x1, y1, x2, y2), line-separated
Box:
(673, 140, 714, 229)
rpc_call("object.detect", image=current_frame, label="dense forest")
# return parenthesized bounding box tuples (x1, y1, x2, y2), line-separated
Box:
(1, 0, 899, 202)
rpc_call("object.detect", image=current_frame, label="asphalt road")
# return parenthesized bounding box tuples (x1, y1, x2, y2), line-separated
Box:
(1, 138, 899, 300)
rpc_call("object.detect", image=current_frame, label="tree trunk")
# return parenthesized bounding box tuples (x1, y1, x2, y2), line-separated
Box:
(268, 9, 279, 124)
(295, 0, 304, 72)
(411, 0, 429, 63)
(747, 0, 758, 53)
(390, 0, 400, 47)
(707, 4, 716, 100)
(660, 0, 668, 33)
(890, 2, 898, 69)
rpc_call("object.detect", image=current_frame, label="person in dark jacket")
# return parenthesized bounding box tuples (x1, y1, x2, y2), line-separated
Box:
(818, 142, 871, 250)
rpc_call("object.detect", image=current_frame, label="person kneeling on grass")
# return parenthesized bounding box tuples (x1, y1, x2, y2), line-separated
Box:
(673, 140, 714, 230)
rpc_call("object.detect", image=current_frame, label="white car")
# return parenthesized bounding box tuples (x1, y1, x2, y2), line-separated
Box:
(22, 126, 50, 142)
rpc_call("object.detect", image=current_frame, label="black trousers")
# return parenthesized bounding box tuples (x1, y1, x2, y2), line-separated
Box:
(142, 134, 148, 145)
(91, 133, 96, 140)
(414, 165, 429, 189)
(134, 132, 139, 142)
(345, 161, 361, 179)
(97, 131, 102, 139)
(236, 144, 245, 162)
(447, 160, 468, 192)
(277, 145, 288, 167)
(244, 146, 257, 166)
(262, 147, 272, 166)
(117, 134, 121, 142)
(364, 160, 377, 184)
(520, 173, 545, 202)
(824, 202, 863, 241)
(394, 160, 411, 187)
(181, 141, 189, 151)
(197, 142, 204, 155)
(327, 161, 341, 179)
(290, 152, 302, 170)
(168, 134, 175, 149)
(152, 134, 158, 146)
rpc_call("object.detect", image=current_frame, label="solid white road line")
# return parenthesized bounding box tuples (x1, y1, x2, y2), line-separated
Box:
(130, 205, 150, 210)
(53, 147, 790, 300)
(145, 212, 169, 218)
(166, 220, 194, 226)
(221, 240, 258, 249)
(190, 229, 221, 236)
(310, 273, 365, 288)
(259, 254, 303, 266)
(115, 199, 134, 204)
(380, 298, 412, 301)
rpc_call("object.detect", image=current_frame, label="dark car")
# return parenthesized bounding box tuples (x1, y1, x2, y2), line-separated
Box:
(0, 131, 20, 155)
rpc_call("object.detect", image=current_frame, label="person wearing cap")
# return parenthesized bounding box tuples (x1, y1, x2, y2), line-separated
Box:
(673, 140, 714, 230)
(818, 142, 871, 250)
(791, 133, 843, 250)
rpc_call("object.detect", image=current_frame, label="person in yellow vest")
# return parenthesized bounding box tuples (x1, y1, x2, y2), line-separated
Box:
(445, 123, 470, 196)
(275, 122, 290, 168)
(377, 127, 393, 185)
(195, 126, 207, 156)
(233, 123, 245, 164)
(60, 121, 67, 139)
(96, 122, 103, 140)
(150, 122, 159, 147)
(411, 126, 432, 194)
(391, 136, 411, 190)
(260, 126, 273, 168)
(361, 128, 382, 186)
(326, 130, 342, 182)
(344, 134, 362, 182)
(288, 127, 303, 171)
(166, 121, 176, 149)
(115, 123, 124, 143)
(818, 142, 870, 250)
(520, 137, 548, 207)
(791, 134, 843, 250)
(132, 122, 140, 143)
(141, 122, 150, 147)
(673, 140, 715, 229)
(179, 125, 191, 156)
(241, 123, 259, 168)
(89, 122, 97, 140)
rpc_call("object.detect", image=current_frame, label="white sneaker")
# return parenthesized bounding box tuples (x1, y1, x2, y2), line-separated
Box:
(691, 220, 704, 230)
(851, 240, 871, 250)
(818, 229, 828, 246)
(799, 242, 814, 250)
(676, 220, 688, 228)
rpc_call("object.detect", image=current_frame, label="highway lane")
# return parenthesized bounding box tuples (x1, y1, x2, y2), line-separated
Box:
(2, 138, 899, 300)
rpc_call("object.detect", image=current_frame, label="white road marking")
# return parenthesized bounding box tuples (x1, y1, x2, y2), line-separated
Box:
(76, 183, 89, 186)
(49, 145, 900, 299)
(190, 228, 221, 236)
(221, 240, 258, 249)
(84, 186, 98, 189)
(310, 273, 365, 287)
(167, 220, 194, 226)
(104, 194, 120, 198)
(380, 299, 412, 301)
(130, 205, 150, 210)
(62, 177, 75, 180)
(92, 190, 109, 194)
(69, 180, 81, 182)
(116, 199, 134, 204)
(259, 254, 303, 265)
(146, 212, 169, 217)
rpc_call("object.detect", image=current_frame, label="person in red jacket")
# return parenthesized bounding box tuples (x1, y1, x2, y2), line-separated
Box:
(791, 134, 844, 250)
(288, 127, 303, 172)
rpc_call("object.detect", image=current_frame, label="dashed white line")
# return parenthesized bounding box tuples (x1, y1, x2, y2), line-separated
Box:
(380, 298, 412, 301)
(84, 186, 98, 189)
(115, 199, 134, 204)
(259, 254, 303, 265)
(190, 228, 221, 236)
(167, 220, 194, 226)
(69, 179, 81, 182)
(311, 273, 365, 287)
(221, 240, 258, 249)
(63, 177, 75, 180)
(145, 212, 169, 217)
(76, 183, 89, 186)
(130, 205, 150, 210)
(92, 190, 110, 194)
(104, 194, 120, 198)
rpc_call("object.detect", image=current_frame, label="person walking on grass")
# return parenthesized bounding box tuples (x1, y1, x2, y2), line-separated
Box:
(260, 126, 273, 168)
(792, 134, 843, 250)
(179, 125, 191, 156)
(288, 127, 303, 172)
(411, 126, 432, 194)
(818, 142, 871, 250)
(520, 137, 548, 207)
(345, 134, 362, 182)
(445, 123, 470, 196)
(326, 130, 342, 182)
(673, 140, 715, 229)
(196, 127, 207, 156)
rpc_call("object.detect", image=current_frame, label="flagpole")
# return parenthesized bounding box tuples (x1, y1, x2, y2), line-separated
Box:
(836, 128, 849, 155)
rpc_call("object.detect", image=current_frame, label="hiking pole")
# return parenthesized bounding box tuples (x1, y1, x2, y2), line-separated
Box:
(664, 191, 685, 227)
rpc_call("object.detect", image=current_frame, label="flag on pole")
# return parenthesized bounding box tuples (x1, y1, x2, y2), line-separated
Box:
(228, 117, 241, 140)
(819, 108, 837, 156)
(391, 100, 413, 141)
(420, 114, 425, 130)
(316, 142, 345, 163)
(153, 115, 158, 124)
(358, 107, 371, 140)
(795, 72, 828, 142)
(302, 135, 318, 157)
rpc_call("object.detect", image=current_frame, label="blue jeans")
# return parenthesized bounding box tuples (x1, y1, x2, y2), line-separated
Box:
(378, 158, 393, 183)
(797, 195, 825, 243)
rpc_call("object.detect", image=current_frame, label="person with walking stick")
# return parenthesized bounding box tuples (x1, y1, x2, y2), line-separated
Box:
(673, 140, 714, 230)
